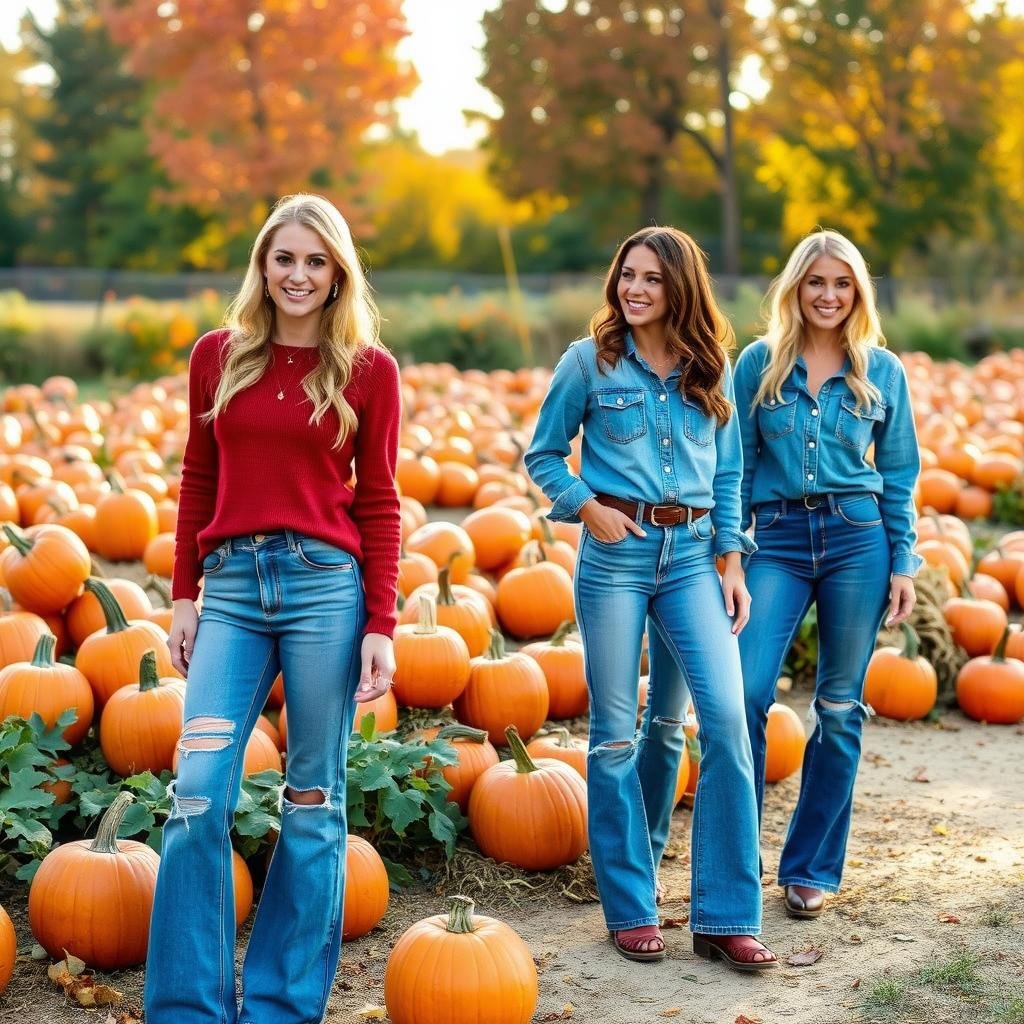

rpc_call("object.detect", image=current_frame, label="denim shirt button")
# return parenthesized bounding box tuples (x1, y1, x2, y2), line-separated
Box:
(806, 473, 813, 480)
(769, 399, 776, 406)
(811, 408, 819, 417)
(664, 465, 672, 473)
(659, 394, 667, 401)
(616, 397, 623, 405)
(808, 441, 816, 449)
(662, 437, 670, 446)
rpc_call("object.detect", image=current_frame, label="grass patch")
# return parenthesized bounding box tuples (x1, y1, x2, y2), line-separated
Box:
(865, 978, 907, 1010)
(996, 994, 1024, 1023)
(916, 951, 984, 995)
(981, 904, 1012, 927)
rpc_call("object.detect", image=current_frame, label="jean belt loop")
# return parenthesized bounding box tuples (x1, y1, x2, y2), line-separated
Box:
(635, 501, 645, 526)
(827, 493, 837, 514)
(686, 505, 694, 525)
(780, 498, 787, 517)
(283, 529, 298, 552)
(223, 538, 234, 555)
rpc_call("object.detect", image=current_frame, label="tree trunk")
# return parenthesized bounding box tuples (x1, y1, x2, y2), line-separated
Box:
(710, 0, 740, 278)
(640, 156, 663, 226)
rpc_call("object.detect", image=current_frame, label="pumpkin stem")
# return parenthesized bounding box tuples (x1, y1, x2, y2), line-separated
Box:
(0, 587, 12, 613)
(106, 469, 127, 493)
(83, 577, 131, 634)
(537, 515, 555, 545)
(898, 622, 921, 662)
(138, 650, 160, 692)
(548, 620, 575, 646)
(436, 565, 457, 607)
(485, 629, 506, 661)
(145, 574, 172, 608)
(992, 624, 1011, 663)
(2, 522, 33, 556)
(445, 895, 477, 934)
(504, 725, 539, 773)
(89, 791, 135, 855)
(31, 632, 57, 667)
(46, 496, 71, 516)
(958, 578, 972, 600)
(436, 724, 489, 744)
(415, 594, 439, 634)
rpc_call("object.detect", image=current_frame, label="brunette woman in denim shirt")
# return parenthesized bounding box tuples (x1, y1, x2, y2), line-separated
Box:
(733, 230, 922, 920)
(525, 227, 777, 971)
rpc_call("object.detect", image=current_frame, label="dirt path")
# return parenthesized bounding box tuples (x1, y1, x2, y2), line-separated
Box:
(3, 696, 1022, 1024)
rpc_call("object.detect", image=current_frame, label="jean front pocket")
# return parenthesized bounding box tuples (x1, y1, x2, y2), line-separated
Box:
(688, 514, 716, 542)
(683, 397, 715, 447)
(835, 494, 882, 527)
(753, 507, 782, 532)
(295, 536, 355, 571)
(836, 396, 886, 450)
(756, 393, 798, 439)
(201, 547, 227, 576)
(597, 390, 647, 444)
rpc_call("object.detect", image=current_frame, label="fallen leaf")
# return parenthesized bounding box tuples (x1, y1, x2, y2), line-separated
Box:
(911, 766, 930, 783)
(355, 1006, 386, 1020)
(852, 978, 862, 989)
(933, 824, 949, 836)
(893, 934, 916, 942)
(662, 917, 688, 928)
(975, 854, 988, 862)
(660, 1010, 682, 1018)
(47, 964, 71, 984)
(539, 1006, 574, 1022)
(786, 948, 824, 967)
(736, 1016, 763, 1024)
(63, 951, 87, 975)
(848, 859, 864, 867)
(938, 913, 960, 924)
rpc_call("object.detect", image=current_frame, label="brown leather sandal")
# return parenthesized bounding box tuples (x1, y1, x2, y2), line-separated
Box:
(692, 934, 778, 972)
(655, 878, 666, 906)
(609, 926, 667, 963)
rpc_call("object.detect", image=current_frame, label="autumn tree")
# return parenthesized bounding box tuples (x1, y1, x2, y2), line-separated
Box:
(757, 0, 1018, 278)
(479, 0, 758, 273)
(101, 0, 416, 225)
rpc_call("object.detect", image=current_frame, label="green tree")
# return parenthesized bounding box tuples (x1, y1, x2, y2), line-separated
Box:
(478, 0, 758, 273)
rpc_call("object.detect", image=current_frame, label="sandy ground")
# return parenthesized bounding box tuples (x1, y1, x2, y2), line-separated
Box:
(2, 695, 1022, 1024)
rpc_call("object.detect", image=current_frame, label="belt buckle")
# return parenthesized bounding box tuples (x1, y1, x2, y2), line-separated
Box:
(803, 495, 822, 510)
(651, 504, 680, 527)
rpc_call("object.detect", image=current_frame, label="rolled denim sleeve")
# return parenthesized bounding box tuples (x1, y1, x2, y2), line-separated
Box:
(711, 360, 756, 556)
(732, 344, 762, 532)
(873, 356, 924, 578)
(524, 343, 596, 523)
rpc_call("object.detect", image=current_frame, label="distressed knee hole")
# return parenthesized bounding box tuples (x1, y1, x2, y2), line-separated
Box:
(817, 697, 857, 713)
(652, 716, 684, 728)
(179, 736, 231, 752)
(282, 785, 332, 811)
(166, 782, 210, 829)
(183, 716, 234, 733)
(590, 739, 636, 757)
(178, 716, 235, 755)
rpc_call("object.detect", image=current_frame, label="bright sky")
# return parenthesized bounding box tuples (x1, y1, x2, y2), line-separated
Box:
(0, 0, 502, 154)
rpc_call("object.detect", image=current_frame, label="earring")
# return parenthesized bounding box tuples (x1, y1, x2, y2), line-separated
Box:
(331, 281, 339, 300)
(264, 283, 270, 299)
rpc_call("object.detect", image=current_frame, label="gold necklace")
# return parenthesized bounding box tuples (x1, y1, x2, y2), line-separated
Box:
(270, 345, 305, 401)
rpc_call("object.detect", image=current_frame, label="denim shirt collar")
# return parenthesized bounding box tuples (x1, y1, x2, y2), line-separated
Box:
(793, 354, 851, 379)
(624, 331, 682, 382)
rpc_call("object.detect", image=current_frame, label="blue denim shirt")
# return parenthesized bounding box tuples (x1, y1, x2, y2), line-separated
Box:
(733, 339, 923, 578)
(524, 334, 755, 556)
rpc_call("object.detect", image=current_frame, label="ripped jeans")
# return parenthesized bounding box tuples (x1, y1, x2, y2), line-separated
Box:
(739, 495, 891, 893)
(574, 518, 762, 935)
(144, 532, 364, 1024)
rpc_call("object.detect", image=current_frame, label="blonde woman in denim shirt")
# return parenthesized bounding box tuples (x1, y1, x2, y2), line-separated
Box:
(733, 230, 922, 920)
(525, 227, 777, 971)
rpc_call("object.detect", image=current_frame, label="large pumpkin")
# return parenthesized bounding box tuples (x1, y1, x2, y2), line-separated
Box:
(764, 702, 806, 783)
(942, 589, 1008, 657)
(100, 650, 186, 775)
(400, 567, 493, 656)
(0, 598, 50, 670)
(460, 506, 532, 571)
(453, 631, 549, 742)
(0, 522, 91, 614)
(525, 727, 587, 779)
(469, 726, 587, 871)
(392, 594, 471, 708)
(0, 903, 14, 993)
(0, 633, 95, 745)
(405, 522, 475, 583)
(419, 724, 500, 812)
(956, 627, 1024, 724)
(864, 623, 937, 721)
(384, 896, 538, 1024)
(66, 577, 154, 648)
(495, 558, 575, 640)
(28, 792, 160, 969)
(74, 578, 177, 706)
(342, 835, 389, 941)
(519, 621, 587, 719)
(93, 480, 158, 561)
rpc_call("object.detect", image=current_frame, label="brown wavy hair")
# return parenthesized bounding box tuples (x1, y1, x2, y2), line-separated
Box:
(589, 227, 735, 425)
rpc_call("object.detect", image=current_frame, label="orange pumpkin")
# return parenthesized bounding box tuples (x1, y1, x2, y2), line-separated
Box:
(233, 850, 254, 927)
(0, 522, 91, 614)
(419, 724, 500, 812)
(143, 532, 176, 579)
(956, 627, 1024, 724)
(405, 522, 475, 583)
(397, 549, 438, 599)
(28, 791, 160, 969)
(864, 623, 938, 721)
(94, 481, 158, 561)
(943, 589, 1008, 656)
(384, 896, 538, 1024)
(0, 903, 14, 994)
(469, 726, 587, 870)
(519, 621, 587, 720)
(351, 689, 399, 734)
(977, 547, 1024, 602)
(764, 703, 806, 783)
(0, 633, 94, 745)
(525, 727, 587, 778)
(341, 835, 389, 941)
(495, 558, 575, 640)
(100, 650, 186, 775)
(0, 598, 50, 670)
(400, 567, 493, 656)
(460, 506, 532, 571)
(393, 594, 472, 708)
(66, 577, 154, 648)
(454, 631, 550, 741)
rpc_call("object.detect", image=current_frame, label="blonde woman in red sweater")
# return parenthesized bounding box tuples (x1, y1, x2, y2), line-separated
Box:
(145, 194, 402, 1024)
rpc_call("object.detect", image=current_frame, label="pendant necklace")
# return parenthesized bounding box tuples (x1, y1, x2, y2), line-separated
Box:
(271, 344, 305, 400)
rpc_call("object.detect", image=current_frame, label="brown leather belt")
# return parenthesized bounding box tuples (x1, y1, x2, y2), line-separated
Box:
(595, 493, 709, 527)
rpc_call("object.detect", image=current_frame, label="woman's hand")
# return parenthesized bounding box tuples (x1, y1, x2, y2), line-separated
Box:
(886, 575, 916, 626)
(168, 599, 199, 676)
(356, 633, 396, 703)
(579, 499, 647, 544)
(720, 553, 751, 636)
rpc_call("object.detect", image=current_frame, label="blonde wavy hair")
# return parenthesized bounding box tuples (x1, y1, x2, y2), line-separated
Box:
(753, 230, 884, 414)
(204, 193, 381, 448)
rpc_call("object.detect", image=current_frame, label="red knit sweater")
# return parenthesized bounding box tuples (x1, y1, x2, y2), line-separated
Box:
(171, 329, 402, 637)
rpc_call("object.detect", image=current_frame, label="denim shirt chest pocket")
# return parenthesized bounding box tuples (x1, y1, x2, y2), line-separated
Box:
(596, 389, 647, 444)
(756, 390, 798, 439)
(682, 395, 715, 446)
(835, 395, 886, 450)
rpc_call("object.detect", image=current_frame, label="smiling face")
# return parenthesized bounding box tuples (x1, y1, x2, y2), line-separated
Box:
(263, 221, 341, 320)
(798, 254, 857, 334)
(616, 244, 669, 332)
